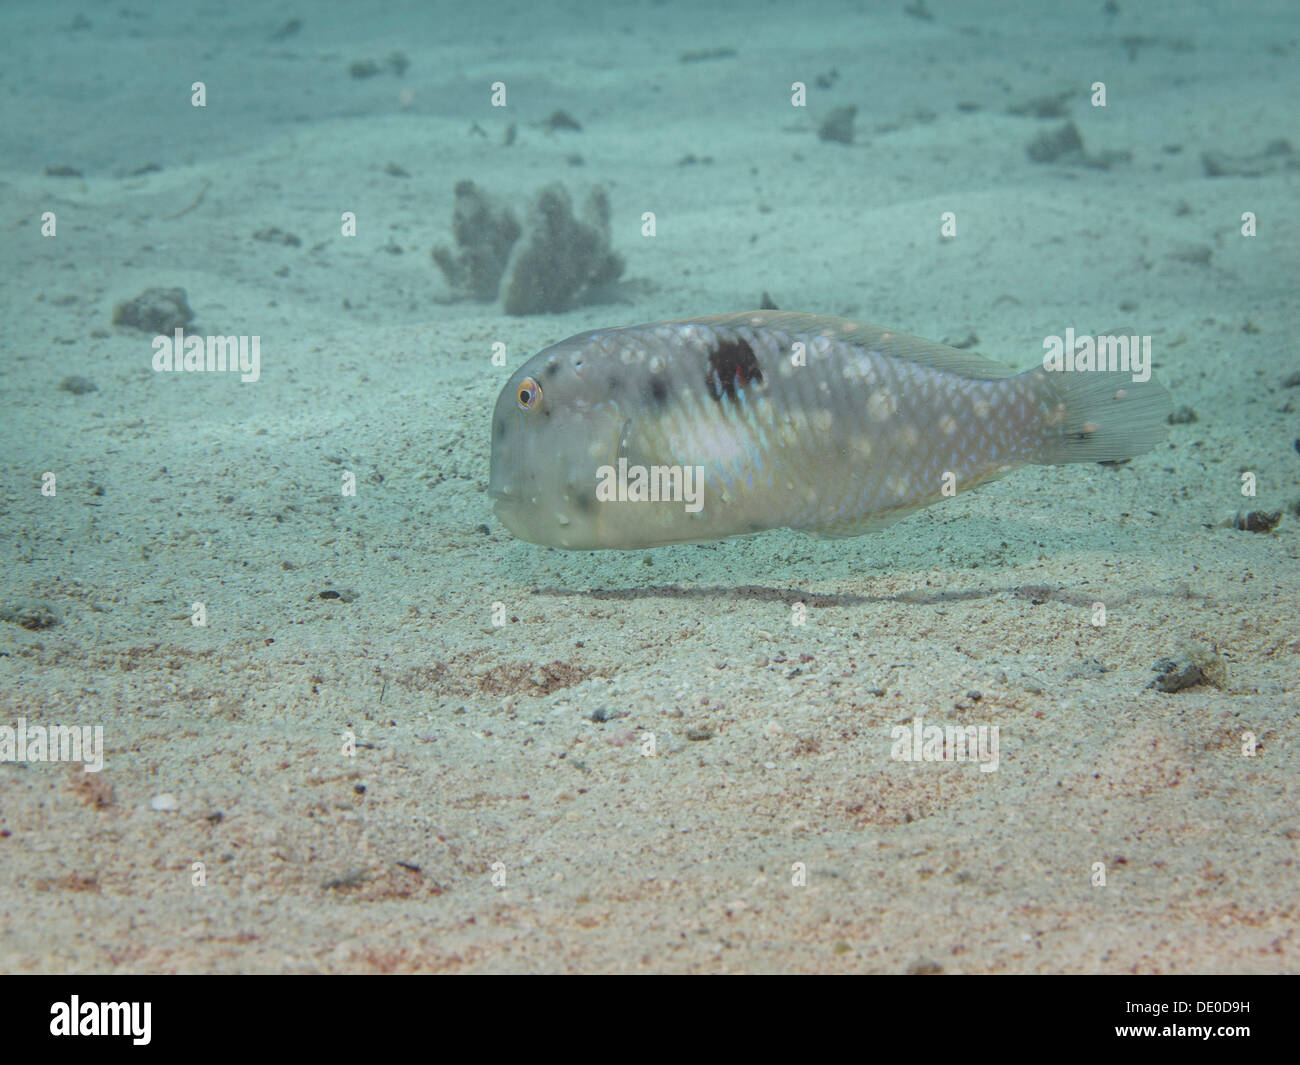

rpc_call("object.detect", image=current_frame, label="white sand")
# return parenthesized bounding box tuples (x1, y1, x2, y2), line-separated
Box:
(1, 0, 1297, 972)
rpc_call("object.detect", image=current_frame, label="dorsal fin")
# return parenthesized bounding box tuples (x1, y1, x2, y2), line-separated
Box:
(672, 311, 1021, 381)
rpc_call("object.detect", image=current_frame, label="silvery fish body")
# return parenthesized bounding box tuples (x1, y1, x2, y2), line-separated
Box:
(488, 312, 1169, 550)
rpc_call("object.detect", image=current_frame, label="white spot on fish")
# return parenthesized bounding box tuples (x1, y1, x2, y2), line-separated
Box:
(845, 355, 875, 381)
(867, 390, 897, 421)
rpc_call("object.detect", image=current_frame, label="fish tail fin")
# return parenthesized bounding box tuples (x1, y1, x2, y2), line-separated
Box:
(1035, 371, 1172, 465)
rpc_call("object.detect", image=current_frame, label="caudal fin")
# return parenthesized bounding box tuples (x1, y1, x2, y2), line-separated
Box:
(1036, 371, 1171, 465)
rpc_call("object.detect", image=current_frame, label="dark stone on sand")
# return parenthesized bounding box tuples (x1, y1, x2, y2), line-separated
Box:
(112, 287, 194, 334)
(819, 105, 858, 144)
(252, 226, 301, 247)
(59, 375, 97, 395)
(1026, 121, 1084, 163)
(1024, 122, 1130, 169)
(1150, 657, 1204, 693)
(1168, 244, 1213, 265)
(546, 109, 582, 132)
(1202, 139, 1297, 177)
(0, 600, 60, 630)
(679, 47, 736, 63)
(1232, 510, 1281, 533)
(1007, 91, 1072, 119)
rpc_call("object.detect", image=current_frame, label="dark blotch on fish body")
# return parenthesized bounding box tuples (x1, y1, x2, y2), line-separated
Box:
(706, 338, 763, 401)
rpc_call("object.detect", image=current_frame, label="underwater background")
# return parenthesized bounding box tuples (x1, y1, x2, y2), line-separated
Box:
(1, 0, 1297, 972)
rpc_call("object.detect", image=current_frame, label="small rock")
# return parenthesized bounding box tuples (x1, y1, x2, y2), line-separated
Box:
(818, 105, 857, 145)
(546, 109, 582, 132)
(0, 601, 59, 631)
(1202, 139, 1296, 178)
(112, 287, 194, 334)
(678, 47, 736, 63)
(1168, 244, 1213, 266)
(1150, 658, 1203, 693)
(1149, 645, 1229, 693)
(252, 226, 301, 247)
(150, 793, 180, 812)
(269, 18, 301, 42)
(1026, 121, 1084, 163)
(1232, 509, 1281, 533)
(59, 375, 97, 395)
(1006, 91, 1072, 119)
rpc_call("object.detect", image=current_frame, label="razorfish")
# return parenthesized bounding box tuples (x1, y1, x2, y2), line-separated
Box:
(488, 311, 1170, 550)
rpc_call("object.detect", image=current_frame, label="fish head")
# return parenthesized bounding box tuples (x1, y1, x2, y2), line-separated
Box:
(489, 338, 630, 549)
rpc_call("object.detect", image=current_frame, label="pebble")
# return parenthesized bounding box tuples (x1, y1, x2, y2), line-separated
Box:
(150, 792, 180, 812)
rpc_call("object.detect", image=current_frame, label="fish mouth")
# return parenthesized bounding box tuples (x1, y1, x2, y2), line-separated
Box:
(491, 495, 541, 545)
(490, 491, 522, 521)
(487, 456, 519, 502)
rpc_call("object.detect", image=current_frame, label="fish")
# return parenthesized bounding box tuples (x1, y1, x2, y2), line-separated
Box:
(488, 311, 1170, 550)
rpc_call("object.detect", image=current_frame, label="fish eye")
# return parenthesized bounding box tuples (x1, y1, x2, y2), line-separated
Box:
(517, 377, 542, 410)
